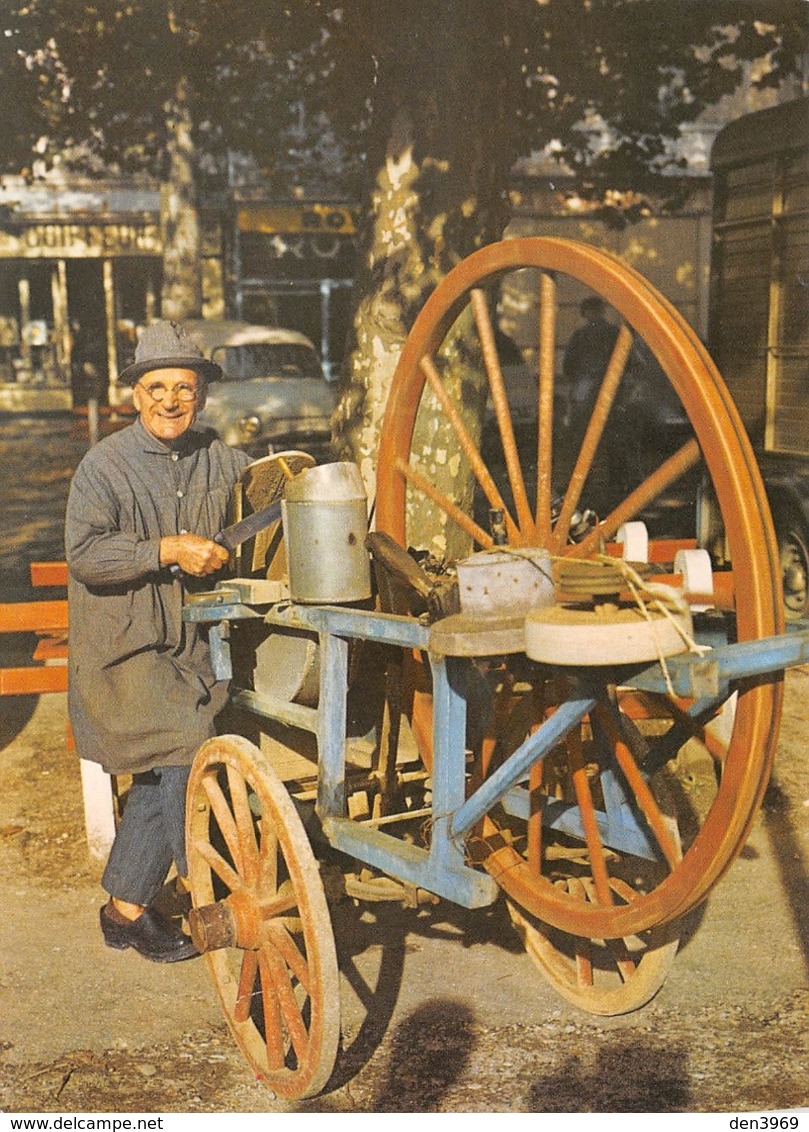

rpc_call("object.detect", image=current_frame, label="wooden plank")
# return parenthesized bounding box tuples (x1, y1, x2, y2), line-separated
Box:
(0, 600, 68, 633)
(32, 636, 68, 661)
(30, 561, 68, 587)
(0, 666, 68, 695)
(429, 612, 526, 657)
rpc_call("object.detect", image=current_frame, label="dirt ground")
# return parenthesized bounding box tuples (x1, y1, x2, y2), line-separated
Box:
(0, 416, 807, 1114)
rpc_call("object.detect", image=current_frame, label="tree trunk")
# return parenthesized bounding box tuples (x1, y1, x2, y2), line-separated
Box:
(332, 0, 514, 558)
(160, 73, 203, 321)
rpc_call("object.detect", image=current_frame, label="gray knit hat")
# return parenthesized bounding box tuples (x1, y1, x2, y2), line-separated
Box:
(118, 320, 222, 386)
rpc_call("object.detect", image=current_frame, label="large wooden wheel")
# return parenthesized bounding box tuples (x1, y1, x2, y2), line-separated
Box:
(186, 735, 340, 1100)
(376, 237, 783, 941)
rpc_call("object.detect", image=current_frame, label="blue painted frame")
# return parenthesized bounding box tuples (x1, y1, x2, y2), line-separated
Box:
(183, 592, 808, 909)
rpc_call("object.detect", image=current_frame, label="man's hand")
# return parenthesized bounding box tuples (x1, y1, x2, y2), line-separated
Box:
(159, 533, 230, 578)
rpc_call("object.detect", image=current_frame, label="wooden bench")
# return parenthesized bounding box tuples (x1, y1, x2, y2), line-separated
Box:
(0, 562, 116, 862)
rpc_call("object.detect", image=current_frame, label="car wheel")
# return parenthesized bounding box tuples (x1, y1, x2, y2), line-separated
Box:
(776, 507, 809, 621)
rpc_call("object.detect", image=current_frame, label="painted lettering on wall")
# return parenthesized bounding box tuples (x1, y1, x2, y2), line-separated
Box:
(0, 222, 162, 257)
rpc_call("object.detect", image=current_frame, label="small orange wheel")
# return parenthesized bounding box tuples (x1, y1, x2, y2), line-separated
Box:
(186, 735, 340, 1100)
(503, 717, 682, 1015)
(376, 237, 783, 940)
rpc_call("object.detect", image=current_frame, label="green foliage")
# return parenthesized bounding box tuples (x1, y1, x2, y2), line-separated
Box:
(0, 1, 306, 181)
(269, 0, 809, 201)
(0, 0, 806, 199)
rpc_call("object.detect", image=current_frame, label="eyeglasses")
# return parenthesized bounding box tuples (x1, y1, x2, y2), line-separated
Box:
(137, 380, 200, 403)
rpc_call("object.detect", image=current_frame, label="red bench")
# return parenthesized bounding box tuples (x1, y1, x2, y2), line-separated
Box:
(0, 563, 116, 861)
(0, 562, 69, 695)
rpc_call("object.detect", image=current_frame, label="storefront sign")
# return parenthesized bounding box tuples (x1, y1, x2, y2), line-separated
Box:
(237, 203, 358, 282)
(0, 221, 162, 258)
(238, 204, 358, 236)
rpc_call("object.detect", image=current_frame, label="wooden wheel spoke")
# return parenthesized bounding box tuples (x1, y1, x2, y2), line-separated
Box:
(552, 324, 634, 550)
(260, 945, 310, 1061)
(277, 915, 304, 934)
(606, 939, 639, 982)
(226, 763, 260, 885)
(567, 730, 614, 906)
(536, 271, 557, 543)
(475, 670, 516, 783)
(201, 772, 245, 876)
(579, 875, 599, 903)
(256, 952, 286, 1069)
(569, 437, 701, 557)
(527, 746, 544, 877)
(190, 835, 244, 894)
(395, 455, 493, 548)
(613, 689, 675, 724)
(471, 288, 535, 540)
(259, 819, 279, 893)
(609, 876, 641, 904)
(260, 882, 300, 920)
(266, 921, 311, 992)
(419, 355, 520, 542)
(567, 875, 588, 901)
(594, 705, 681, 871)
(564, 876, 595, 986)
(234, 950, 259, 1024)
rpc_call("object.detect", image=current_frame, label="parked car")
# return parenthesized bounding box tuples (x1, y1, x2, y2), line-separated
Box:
(185, 319, 338, 458)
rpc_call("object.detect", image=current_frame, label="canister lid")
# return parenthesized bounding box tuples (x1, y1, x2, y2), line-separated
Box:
(285, 461, 367, 503)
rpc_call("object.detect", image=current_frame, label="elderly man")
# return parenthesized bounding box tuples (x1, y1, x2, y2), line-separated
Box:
(66, 321, 250, 962)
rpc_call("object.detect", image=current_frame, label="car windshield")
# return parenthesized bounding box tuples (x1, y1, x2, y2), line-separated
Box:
(212, 343, 323, 381)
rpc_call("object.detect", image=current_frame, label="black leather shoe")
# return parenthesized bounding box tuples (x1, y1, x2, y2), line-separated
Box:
(100, 902, 200, 963)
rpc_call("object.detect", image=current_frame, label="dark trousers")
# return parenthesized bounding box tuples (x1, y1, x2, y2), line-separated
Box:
(101, 765, 190, 906)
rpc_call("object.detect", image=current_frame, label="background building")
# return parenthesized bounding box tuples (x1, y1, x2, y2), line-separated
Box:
(0, 64, 803, 413)
(0, 176, 223, 409)
(228, 191, 358, 382)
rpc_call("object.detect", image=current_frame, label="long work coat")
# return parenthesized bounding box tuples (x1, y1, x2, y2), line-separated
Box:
(65, 418, 250, 775)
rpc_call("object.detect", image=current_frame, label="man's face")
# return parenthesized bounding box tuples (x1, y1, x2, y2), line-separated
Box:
(132, 367, 207, 443)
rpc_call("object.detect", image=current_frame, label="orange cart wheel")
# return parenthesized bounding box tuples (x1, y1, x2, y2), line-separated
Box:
(376, 237, 783, 940)
(186, 735, 340, 1100)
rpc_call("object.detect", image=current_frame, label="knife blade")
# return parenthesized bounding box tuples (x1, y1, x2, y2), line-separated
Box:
(213, 497, 284, 553)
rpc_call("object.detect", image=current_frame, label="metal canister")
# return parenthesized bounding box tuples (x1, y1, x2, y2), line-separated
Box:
(282, 462, 372, 603)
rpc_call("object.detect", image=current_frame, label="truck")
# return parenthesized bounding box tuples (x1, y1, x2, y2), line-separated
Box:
(707, 96, 809, 620)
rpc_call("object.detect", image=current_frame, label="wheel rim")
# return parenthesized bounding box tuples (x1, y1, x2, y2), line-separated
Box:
(507, 902, 680, 1017)
(186, 734, 340, 1100)
(376, 237, 783, 937)
(779, 521, 809, 621)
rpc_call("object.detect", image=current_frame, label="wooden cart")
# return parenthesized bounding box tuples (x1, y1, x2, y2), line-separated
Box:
(180, 239, 808, 1099)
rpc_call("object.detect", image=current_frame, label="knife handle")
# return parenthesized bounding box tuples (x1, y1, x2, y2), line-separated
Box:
(169, 532, 232, 578)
